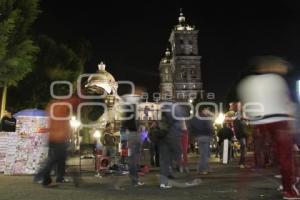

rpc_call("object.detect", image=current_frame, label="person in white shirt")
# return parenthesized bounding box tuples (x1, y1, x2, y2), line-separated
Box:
(238, 56, 299, 200)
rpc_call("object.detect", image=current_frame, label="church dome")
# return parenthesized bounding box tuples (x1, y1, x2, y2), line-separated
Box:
(85, 62, 118, 94)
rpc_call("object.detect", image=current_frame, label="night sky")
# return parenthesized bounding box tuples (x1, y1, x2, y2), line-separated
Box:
(34, 0, 300, 103)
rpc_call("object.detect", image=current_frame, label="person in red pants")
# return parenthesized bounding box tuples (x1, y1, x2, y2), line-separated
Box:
(238, 56, 299, 200)
(180, 122, 189, 173)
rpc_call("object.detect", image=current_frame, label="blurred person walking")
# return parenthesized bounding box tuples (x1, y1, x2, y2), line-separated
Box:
(180, 121, 189, 173)
(121, 95, 144, 187)
(149, 142, 160, 167)
(158, 102, 184, 188)
(238, 56, 299, 199)
(38, 95, 81, 187)
(189, 106, 214, 175)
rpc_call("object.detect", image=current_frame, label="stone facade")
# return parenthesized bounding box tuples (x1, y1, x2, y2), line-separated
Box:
(159, 49, 173, 101)
(159, 11, 203, 102)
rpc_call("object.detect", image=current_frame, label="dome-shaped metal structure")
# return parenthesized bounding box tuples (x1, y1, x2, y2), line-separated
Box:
(85, 62, 118, 95)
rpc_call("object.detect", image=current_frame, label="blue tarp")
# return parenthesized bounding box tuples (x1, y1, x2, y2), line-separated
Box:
(13, 109, 47, 117)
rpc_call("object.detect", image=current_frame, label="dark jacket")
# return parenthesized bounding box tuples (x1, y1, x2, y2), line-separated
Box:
(217, 127, 234, 145)
(188, 116, 214, 137)
(121, 104, 138, 132)
(161, 103, 184, 139)
(101, 133, 116, 147)
(233, 119, 247, 140)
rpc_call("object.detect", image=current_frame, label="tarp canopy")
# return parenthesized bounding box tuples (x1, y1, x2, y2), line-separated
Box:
(13, 109, 47, 117)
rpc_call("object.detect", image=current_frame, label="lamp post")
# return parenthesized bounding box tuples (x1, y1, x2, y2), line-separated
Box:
(215, 113, 225, 126)
(70, 116, 81, 152)
(93, 130, 101, 144)
(93, 129, 102, 155)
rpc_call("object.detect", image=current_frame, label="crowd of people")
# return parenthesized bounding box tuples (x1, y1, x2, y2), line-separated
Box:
(2, 55, 300, 199)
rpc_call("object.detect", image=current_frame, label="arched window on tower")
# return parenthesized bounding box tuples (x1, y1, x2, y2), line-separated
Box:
(180, 38, 185, 54)
(191, 69, 197, 79)
(161, 74, 166, 82)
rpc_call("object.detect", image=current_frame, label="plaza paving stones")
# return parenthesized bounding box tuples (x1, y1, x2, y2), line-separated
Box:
(0, 154, 284, 200)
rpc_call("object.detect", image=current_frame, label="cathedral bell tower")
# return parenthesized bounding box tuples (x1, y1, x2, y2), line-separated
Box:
(168, 10, 203, 102)
(159, 48, 173, 101)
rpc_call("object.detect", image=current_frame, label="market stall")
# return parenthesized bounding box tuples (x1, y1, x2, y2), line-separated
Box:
(0, 109, 49, 175)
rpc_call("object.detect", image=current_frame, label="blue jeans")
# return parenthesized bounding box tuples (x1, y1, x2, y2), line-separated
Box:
(128, 132, 142, 185)
(197, 136, 211, 172)
(103, 146, 116, 158)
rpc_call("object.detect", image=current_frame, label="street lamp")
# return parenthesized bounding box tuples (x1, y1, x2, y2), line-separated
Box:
(70, 116, 81, 129)
(215, 113, 225, 125)
(70, 116, 81, 151)
(93, 130, 101, 139)
(190, 109, 194, 115)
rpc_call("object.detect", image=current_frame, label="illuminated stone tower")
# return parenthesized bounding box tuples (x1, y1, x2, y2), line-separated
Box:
(159, 48, 173, 100)
(160, 10, 203, 102)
